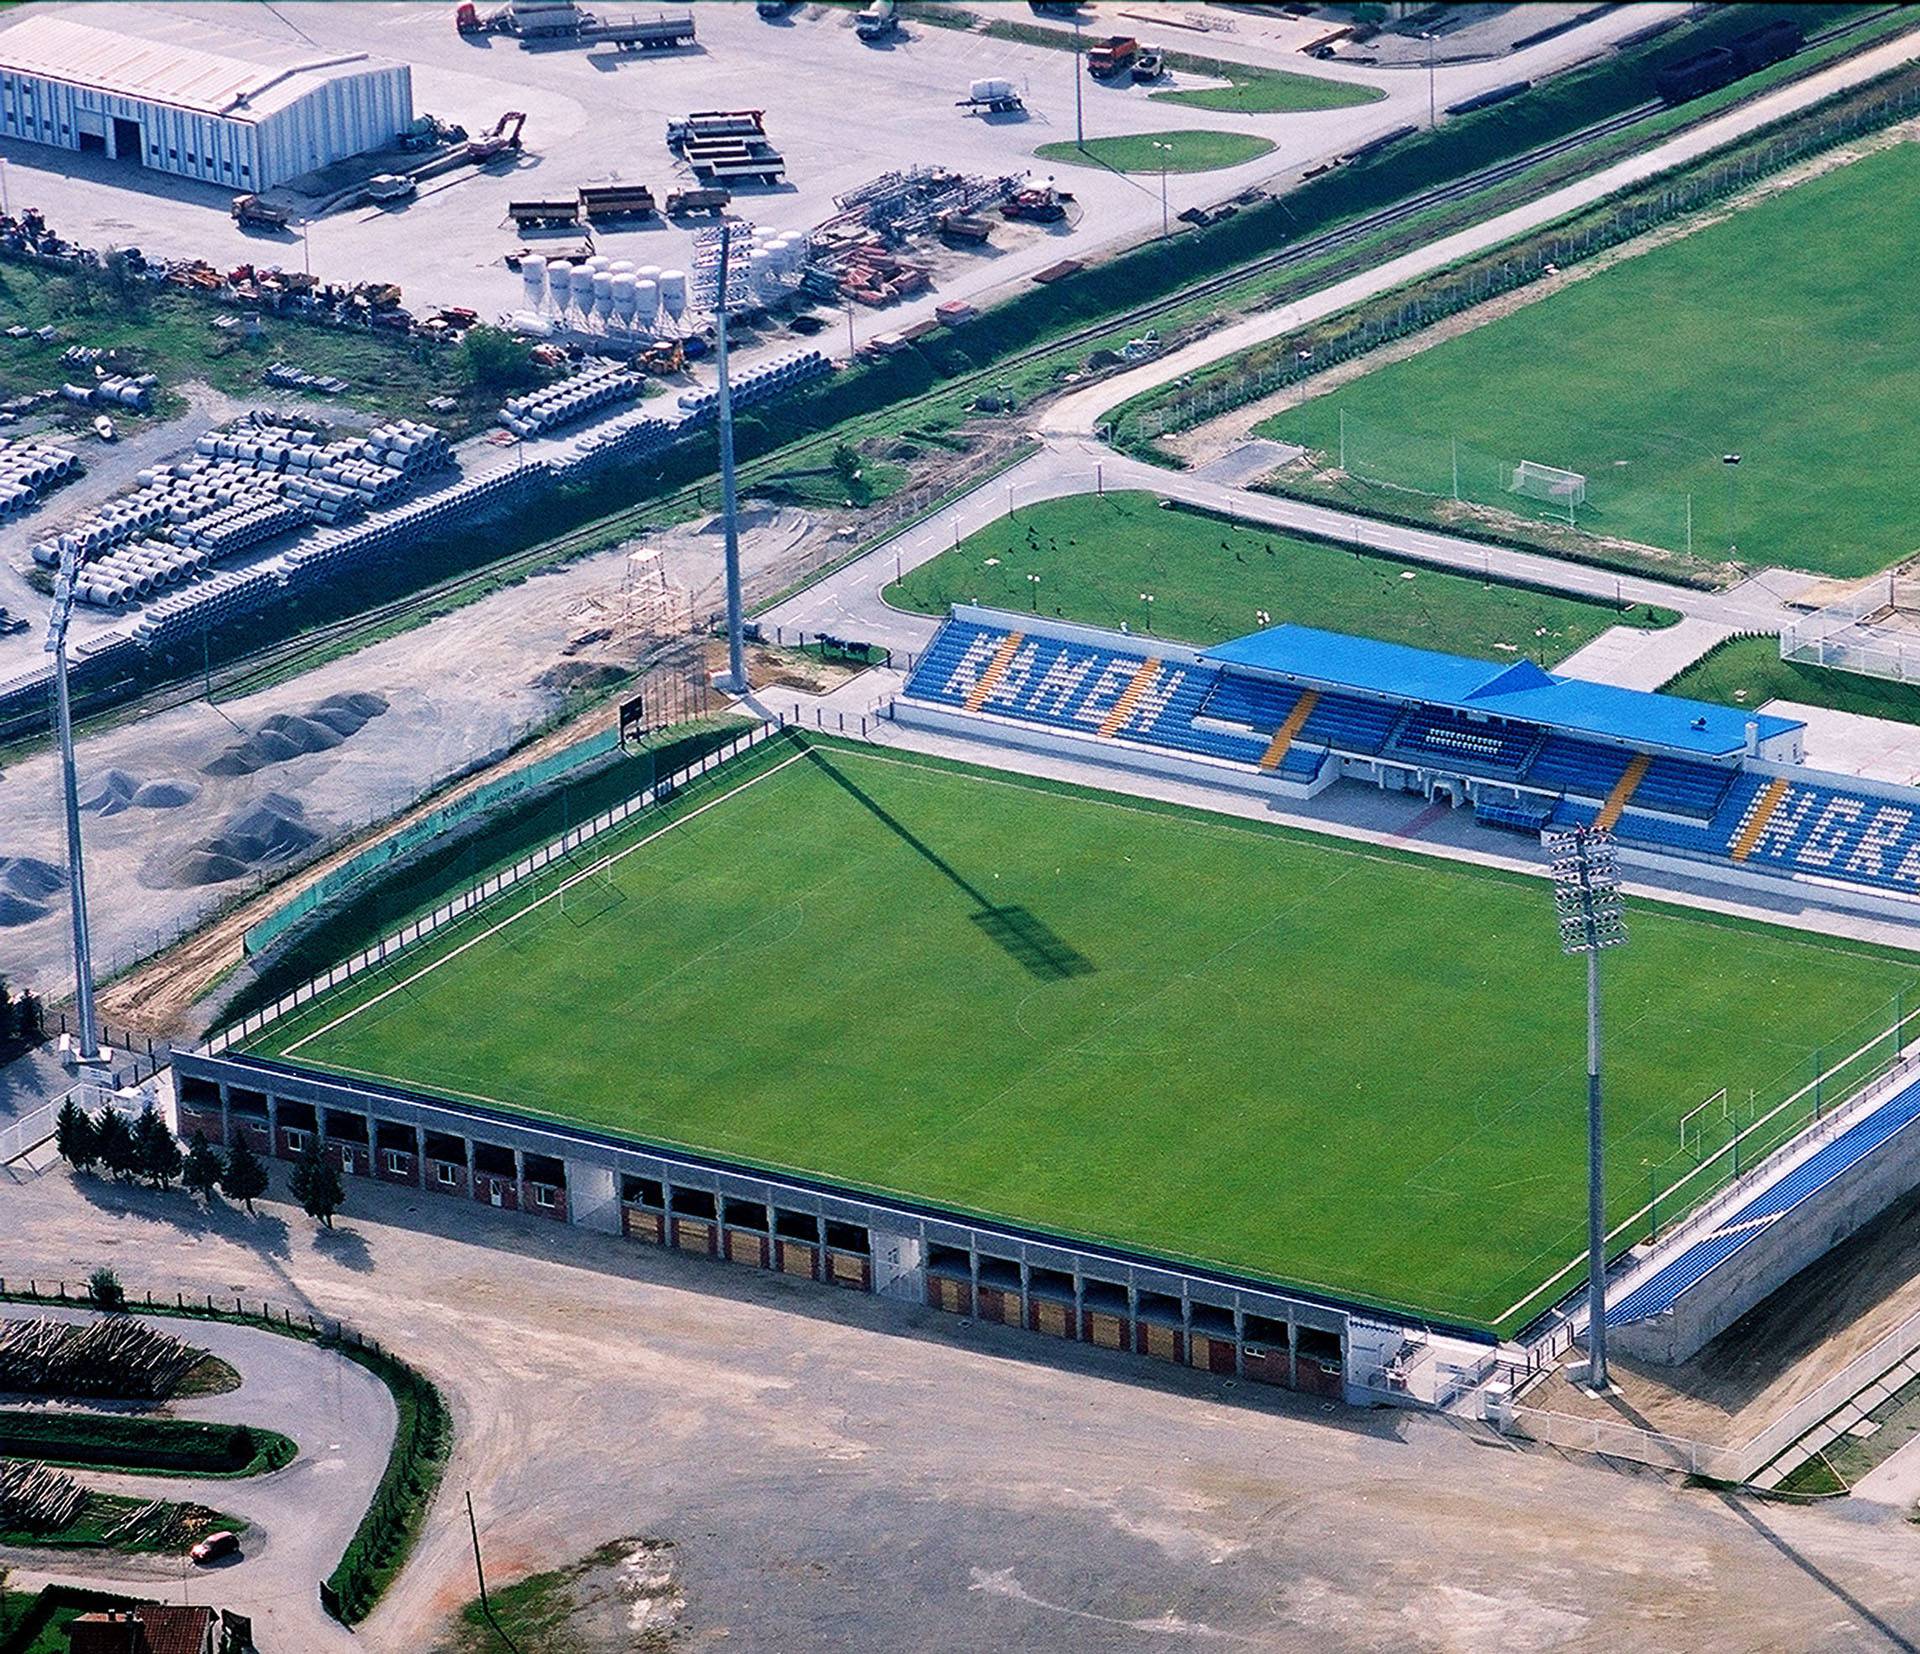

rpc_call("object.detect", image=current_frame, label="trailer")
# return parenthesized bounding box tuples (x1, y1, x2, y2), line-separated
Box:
(456, 2, 695, 50)
(579, 184, 658, 220)
(957, 78, 1025, 116)
(508, 197, 582, 226)
(667, 110, 767, 150)
(691, 153, 787, 186)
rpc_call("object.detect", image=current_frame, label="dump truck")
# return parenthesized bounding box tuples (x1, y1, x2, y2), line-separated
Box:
(664, 185, 730, 216)
(1086, 35, 1138, 78)
(230, 195, 291, 232)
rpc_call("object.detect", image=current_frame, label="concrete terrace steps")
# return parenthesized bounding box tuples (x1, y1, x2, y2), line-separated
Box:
(1730, 776, 1792, 861)
(963, 630, 1025, 712)
(1097, 657, 1162, 739)
(1593, 752, 1652, 831)
(1259, 689, 1320, 772)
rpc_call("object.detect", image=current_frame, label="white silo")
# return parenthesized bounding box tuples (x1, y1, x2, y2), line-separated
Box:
(659, 269, 689, 321)
(634, 279, 660, 327)
(610, 273, 637, 329)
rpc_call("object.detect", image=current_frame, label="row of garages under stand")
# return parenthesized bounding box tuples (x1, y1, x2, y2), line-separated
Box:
(171, 1052, 1356, 1403)
(0, 13, 411, 192)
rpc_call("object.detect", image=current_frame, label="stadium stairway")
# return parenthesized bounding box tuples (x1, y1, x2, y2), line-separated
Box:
(901, 613, 1920, 911)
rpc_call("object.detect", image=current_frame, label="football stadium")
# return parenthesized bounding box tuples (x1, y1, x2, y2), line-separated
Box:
(175, 602, 1920, 1401)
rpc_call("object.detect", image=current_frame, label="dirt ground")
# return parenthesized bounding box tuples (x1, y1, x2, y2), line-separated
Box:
(8, 1164, 1920, 1653)
(1528, 1182, 1920, 1449)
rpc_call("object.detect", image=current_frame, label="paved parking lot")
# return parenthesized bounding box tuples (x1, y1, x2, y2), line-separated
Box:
(0, 2, 1666, 333)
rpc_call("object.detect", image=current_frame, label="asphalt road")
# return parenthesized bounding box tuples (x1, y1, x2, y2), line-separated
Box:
(8, 1162, 1920, 1652)
(0, 1249, 397, 1652)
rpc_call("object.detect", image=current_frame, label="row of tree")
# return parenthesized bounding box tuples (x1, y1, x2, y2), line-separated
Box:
(53, 1098, 346, 1228)
(0, 979, 49, 1055)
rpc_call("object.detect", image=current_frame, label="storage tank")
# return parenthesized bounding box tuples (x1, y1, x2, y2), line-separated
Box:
(634, 279, 660, 323)
(609, 259, 636, 277)
(585, 254, 612, 274)
(636, 264, 663, 287)
(659, 269, 689, 319)
(521, 253, 548, 305)
(591, 270, 615, 315)
(610, 274, 637, 322)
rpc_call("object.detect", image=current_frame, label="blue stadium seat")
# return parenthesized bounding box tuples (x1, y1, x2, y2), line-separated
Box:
(1525, 736, 1635, 799)
(1296, 692, 1401, 755)
(1632, 756, 1736, 820)
(1390, 708, 1541, 773)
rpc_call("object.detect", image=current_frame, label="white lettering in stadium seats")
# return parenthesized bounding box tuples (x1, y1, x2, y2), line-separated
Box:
(1073, 659, 1139, 726)
(983, 642, 1041, 707)
(941, 633, 1002, 701)
(1892, 835, 1920, 889)
(1028, 652, 1096, 716)
(1118, 667, 1186, 735)
(1747, 788, 1817, 860)
(1798, 797, 1864, 869)
(1847, 805, 1914, 879)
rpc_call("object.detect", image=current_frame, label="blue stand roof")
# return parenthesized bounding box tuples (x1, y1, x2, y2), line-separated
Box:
(1201, 625, 1801, 759)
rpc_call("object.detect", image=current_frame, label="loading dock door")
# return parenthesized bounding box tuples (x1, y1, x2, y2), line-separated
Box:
(112, 117, 143, 162)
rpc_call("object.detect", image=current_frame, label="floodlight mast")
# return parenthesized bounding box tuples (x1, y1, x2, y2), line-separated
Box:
(45, 543, 100, 1064)
(708, 221, 747, 695)
(1550, 825, 1627, 1391)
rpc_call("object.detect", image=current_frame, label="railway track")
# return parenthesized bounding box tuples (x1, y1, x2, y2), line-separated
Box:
(36, 5, 1905, 743)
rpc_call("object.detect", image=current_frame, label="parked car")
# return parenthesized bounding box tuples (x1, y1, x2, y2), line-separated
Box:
(189, 1530, 241, 1566)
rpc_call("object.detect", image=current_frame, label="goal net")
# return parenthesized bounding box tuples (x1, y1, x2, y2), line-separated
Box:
(1509, 459, 1587, 518)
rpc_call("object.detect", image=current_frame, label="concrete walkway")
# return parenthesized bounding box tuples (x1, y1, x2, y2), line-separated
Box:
(0, 1296, 396, 1651)
(1556, 615, 1738, 692)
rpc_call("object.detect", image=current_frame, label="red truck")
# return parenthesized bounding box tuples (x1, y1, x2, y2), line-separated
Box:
(1086, 35, 1138, 79)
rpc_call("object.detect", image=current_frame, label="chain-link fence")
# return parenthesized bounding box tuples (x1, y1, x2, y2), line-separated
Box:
(1114, 72, 1920, 547)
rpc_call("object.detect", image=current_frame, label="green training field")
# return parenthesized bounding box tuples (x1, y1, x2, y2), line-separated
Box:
(1663, 635, 1920, 731)
(1257, 141, 1920, 578)
(1034, 130, 1276, 174)
(253, 739, 1918, 1332)
(885, 491, 1675, 662)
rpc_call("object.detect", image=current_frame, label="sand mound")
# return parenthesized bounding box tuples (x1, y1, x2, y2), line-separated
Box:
(0, 856, 65, 901)
(0, 857, 64, 927)
(0, 892, 49, 927)
(203, 692, 388, 776)
(163, 792, 322, 887)
(81, 769, 140, 816)
(133, 778, 200, 809)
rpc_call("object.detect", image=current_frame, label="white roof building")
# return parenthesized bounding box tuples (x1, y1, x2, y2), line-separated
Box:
(0, 12, 412, 191)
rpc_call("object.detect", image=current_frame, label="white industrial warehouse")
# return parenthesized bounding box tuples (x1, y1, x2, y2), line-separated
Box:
(0, 12, 412, 191)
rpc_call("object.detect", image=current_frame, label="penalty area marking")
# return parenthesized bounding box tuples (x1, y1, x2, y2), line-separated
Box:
(283, 748, 811, 1058)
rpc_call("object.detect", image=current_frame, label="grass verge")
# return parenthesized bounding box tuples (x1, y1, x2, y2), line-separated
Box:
(0, 1412, 296, 1479)
(1663, 635, 1920, 729)
(884, 490, 1675, 660)
(1035, 131, 1277, 173)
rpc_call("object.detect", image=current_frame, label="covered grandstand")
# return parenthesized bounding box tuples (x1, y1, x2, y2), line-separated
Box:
(896, 608, 1920, 913)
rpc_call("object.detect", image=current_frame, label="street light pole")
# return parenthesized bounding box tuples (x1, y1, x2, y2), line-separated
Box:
(1425, 32, 1436, 127)
(1073, 21, 1085, 148)
(1550, 826, 1627, 1393)
(712, 222, 747, 694)
(46, 545, 100, 1065)
(1723, 452, 1741, 554)
(1153, 141, 1172, 238)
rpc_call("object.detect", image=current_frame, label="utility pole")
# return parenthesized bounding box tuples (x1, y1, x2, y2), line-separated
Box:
(706, 221, 747, 695)
(1073, 20, 1085, 148)
(1153, 141, 1173, 237)
(46, 544, 101, 1066)
(1723, 452, 1741, 554)
(466, 1492, 521, 1653)
(1425, 32, 1437, 127)
(1550, 827, 1627, 1393)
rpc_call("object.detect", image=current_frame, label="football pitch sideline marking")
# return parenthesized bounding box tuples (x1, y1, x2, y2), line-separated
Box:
(282, 749, 811, 1058)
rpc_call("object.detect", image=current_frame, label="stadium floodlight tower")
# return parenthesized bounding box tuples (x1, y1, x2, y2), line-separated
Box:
(693, 217, 755, 696)
(45, 541, 103, 1067)
(1550, 824, 1627, 1391)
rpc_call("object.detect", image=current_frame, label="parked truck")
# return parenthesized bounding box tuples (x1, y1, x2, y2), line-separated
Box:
(856, 0, 898, 42)
(456, 2, 696, 50)
(1086, 35, 1138, 78)
(230, 195, 291, 232)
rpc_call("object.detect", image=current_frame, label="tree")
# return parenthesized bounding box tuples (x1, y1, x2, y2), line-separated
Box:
(15, 992, 44, 1046)
(183, 1131, 223, 1204)
(54, 1097, 99, 1173)
(457, 323, 540, 392)
(87, 1266, 125, 1312)
(0, 978, 13, 1046)
(220, 1139, 269, 1215)
(94, 1108, 138, 1181)
(289, 1138, 345, 1230)
(134, 1103, 182, 1190)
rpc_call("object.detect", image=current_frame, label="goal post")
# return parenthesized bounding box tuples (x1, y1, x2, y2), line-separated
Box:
(1510, 459, 1586, 525)
(1680, 1087, 1728, 1163)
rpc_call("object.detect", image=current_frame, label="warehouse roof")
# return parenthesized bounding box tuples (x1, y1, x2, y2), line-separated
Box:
(0, 13, 395, 122)
(1202, 624, 1802, 757)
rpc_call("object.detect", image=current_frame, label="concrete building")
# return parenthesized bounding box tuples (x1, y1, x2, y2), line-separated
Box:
(0, 13, 411, 192)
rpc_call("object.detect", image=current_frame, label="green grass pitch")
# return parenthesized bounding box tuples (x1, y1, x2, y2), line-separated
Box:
(1257, 140, 1920, 578)
(885, 491, 1675, 663)
(253, 738, 1918, 1332)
